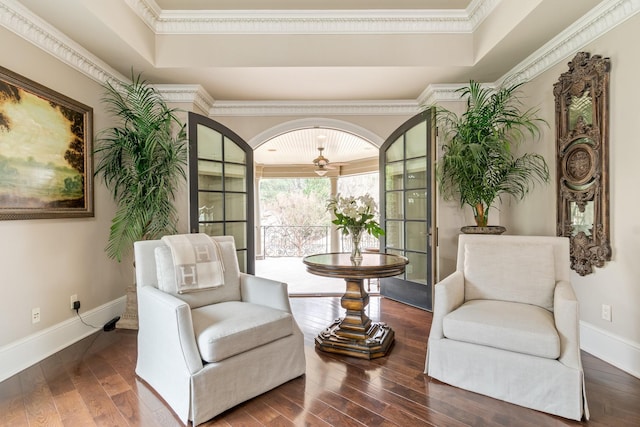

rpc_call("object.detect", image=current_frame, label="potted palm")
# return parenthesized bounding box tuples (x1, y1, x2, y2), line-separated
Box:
(94, 72, 187, 328)
(432, 79, 549, 232)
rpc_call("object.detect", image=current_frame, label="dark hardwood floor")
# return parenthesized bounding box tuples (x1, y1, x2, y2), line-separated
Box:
(1, 296, 639, 426)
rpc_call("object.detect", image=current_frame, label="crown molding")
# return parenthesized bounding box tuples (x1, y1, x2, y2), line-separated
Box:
(126, 0, 499, 35)
(0, 0, 127, 86)
(209, 100, 420, 117)
(2, 0, 637, 115)
(156, 84, 215, 112)
(506, 0, 640, 85)
(422, 0, 639, 105)
(418, 84, 465, 107)
(466, 0, 500, 29)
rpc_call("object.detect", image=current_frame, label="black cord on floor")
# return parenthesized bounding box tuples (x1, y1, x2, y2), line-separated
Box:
(74, 307, 101, 329)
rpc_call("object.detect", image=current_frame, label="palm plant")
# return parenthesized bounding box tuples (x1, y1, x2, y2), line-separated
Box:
(433, 80, 550, 227)
(94, 73, 187, 262)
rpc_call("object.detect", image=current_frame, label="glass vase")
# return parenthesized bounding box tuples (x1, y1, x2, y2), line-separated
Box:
(348, 226, 364, 263)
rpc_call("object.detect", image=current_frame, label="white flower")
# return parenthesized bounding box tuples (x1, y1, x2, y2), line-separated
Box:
(326, 192, 384, 238)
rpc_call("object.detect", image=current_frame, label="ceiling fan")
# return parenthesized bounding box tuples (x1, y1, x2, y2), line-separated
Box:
(312, 147, 336, 176)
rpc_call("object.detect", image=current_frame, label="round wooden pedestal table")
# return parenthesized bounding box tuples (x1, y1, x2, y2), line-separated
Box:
(302, 252, 409, 359)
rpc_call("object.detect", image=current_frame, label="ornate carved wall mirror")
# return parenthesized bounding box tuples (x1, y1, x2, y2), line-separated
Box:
(554, 52, 611, 275)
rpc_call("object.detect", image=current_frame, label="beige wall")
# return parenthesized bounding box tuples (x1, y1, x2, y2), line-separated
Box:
(429, 100, 476, 278)
(504, 14, 640, 345)
(2, 2, 638, 375)
(0, 28, 129, 346)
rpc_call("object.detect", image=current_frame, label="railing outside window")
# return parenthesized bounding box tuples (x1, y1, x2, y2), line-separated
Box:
(262, 226, 329, 257)
(340, 232, 380, 253)
(261, 225, 380, 257)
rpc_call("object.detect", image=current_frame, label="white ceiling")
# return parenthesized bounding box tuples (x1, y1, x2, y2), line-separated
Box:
(254, 128, 377, 167)
(12, 0, 607, 165)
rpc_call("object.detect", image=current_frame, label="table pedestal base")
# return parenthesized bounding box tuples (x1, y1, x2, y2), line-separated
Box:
(315, 319, 394, 359)
(315, 277, 394, 359)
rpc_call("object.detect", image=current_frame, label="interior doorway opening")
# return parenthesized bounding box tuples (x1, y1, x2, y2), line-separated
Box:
(255, 172, 380, 295)
(253, 126, 380, 295)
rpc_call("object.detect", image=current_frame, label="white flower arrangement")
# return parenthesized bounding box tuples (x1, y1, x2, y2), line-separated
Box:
(326, 193, 384, 238)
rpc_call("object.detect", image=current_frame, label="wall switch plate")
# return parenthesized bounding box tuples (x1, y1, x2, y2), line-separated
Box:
(32, 307, 40, 324)
(70, 294, 78, 310)
(601, 304, 612, 322)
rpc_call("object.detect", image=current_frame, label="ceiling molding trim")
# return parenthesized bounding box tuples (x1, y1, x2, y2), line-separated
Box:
(210, 100, 420, 117)
(156, 84, 214, 112)
(0, 0, 127, 86)
(466, 0, 501, 29)
(124, 0, 161, 32)
(419, 0, 639, 104)
(126, 0, 504, 35)
(5, 0, 635, 114)
(417, 84, 466, 107)
(154, 11, 469, 35)
(506, 0, 640, 85)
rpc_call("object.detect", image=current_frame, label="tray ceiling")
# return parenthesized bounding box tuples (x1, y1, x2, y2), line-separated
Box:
(10, 0, 609, 165)
(16, 0, 603, 102)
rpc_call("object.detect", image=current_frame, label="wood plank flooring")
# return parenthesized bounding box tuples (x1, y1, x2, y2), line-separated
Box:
(1, 296, 639, 426)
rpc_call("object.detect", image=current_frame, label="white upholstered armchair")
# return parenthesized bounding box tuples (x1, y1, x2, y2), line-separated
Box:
(425, 234, 588, 421)
(134, 235, 306, 425)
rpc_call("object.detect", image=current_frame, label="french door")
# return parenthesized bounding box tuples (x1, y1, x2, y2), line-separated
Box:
(188, 113, 255, 274)
(187, 110, 435, 295)
(379, 110, 437, 311)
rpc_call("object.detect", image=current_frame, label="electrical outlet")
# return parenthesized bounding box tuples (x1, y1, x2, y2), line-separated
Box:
(601, 304, 612, 322)
(32, 307, 40, 324)
(70, 294, 78, 310)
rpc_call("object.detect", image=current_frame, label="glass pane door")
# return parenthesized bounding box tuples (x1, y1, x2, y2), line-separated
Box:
(188, 113, 254, 273)
(379, 110, 436, 310)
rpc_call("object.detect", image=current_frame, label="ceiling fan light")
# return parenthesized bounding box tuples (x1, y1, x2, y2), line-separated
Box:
(315, 168, 328, 177)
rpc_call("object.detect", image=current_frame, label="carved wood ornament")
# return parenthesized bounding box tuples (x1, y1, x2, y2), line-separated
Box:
(554, 52, 611, 276)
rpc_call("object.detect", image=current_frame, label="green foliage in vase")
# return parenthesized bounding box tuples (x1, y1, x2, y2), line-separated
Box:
(94, 73, 187, 262)
(431, 79, 550, 227)
(327, 193, 384, 238)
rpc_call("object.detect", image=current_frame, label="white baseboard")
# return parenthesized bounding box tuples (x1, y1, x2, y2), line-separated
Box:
(0, 296, 126, 382)
(580, 321, 640, 379)
(2, 300, 636, 384)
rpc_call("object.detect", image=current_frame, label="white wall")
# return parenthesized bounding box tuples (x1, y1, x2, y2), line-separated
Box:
(0, 27, 129, 378)
(504, 13, 640, 376)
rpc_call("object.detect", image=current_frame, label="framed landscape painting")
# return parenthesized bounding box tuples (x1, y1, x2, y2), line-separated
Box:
(0, 66, 93, 220)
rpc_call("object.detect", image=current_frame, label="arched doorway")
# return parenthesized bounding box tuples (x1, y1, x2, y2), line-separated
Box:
(253, 122, 381, 295)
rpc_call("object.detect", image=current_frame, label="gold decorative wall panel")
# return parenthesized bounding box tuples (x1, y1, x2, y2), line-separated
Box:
(554, 52, 611, 276)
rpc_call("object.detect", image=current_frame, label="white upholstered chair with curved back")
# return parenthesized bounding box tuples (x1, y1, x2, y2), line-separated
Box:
(425, 234, 589, 421)
(134, 234, 305, 425)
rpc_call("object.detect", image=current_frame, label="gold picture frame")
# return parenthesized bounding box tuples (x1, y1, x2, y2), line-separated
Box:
(0, 66, 93, 220)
